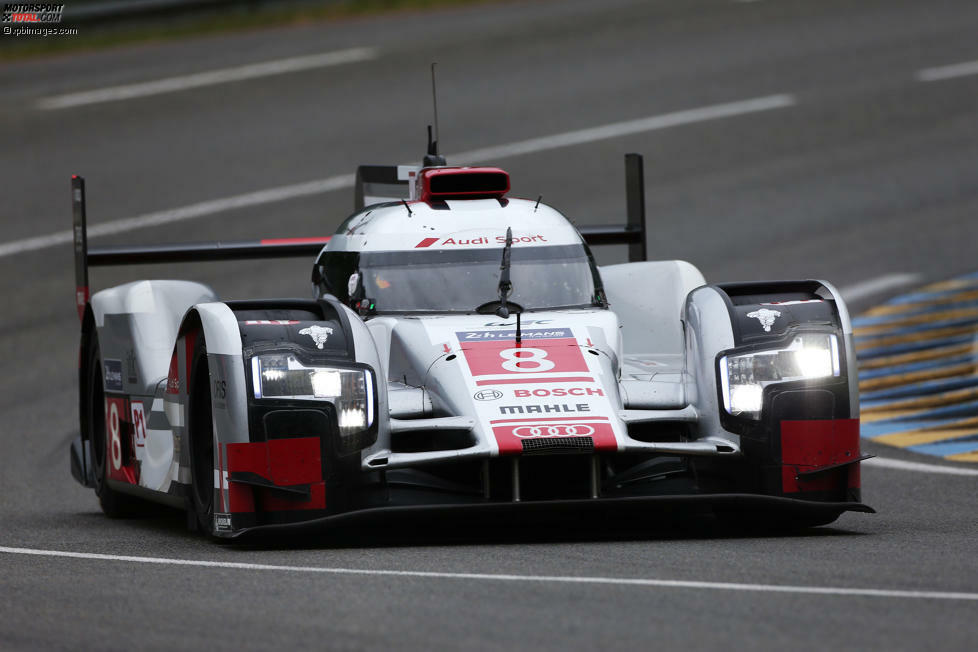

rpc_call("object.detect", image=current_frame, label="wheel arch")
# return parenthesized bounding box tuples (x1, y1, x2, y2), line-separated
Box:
(175, 302, 246, 536)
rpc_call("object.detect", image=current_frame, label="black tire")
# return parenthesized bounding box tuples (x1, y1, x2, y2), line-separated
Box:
(187, 336, 215, 535)
(86, 339, 140, 518)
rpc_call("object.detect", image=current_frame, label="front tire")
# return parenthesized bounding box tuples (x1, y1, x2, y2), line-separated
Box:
(187, 336, 215, 535)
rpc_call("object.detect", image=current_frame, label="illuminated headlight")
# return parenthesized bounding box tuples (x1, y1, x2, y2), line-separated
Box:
(251, 353, 374, 436)
(719, 333, 840, 419)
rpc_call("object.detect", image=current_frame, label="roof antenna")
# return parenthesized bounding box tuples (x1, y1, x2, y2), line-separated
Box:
(534, 195, 542, 212)
(424, 63, 447, 167)
(401, 199, 413, 216)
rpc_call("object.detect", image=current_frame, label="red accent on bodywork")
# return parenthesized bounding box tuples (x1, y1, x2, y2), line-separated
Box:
(104, 397, 138, 485)
(226, 441, 267, 476)
(225, 438, 324, 512)
(75, 286, 89, 321)
(166, 353, 179, 394)
(415, 237, 439, 248)
(184, 331, 196, 390)
(476, 376, 594, 386)
(460, 338, 588, 377)
(217, 444, 226, 512)
(167, 332, 195, 396)
(228, 478, 255, 513)
(418, 167, 510, 203)
(260, 237, 331, 246)
(780, 419, 861, 493)
(266, 438, 322, 486)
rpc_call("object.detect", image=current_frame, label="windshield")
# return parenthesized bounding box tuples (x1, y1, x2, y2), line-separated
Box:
(358, 245, 603, 313)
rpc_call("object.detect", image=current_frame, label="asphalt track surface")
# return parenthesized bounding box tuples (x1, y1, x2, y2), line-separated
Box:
(2, 0, 978, 649)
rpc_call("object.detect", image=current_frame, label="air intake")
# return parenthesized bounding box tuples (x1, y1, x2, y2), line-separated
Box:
(418, 167, 510, 202)
(521, 436, 594, 454)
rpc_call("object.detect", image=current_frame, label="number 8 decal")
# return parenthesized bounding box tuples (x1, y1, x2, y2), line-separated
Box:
(107, 399, 122, 470)
(499, 347, 555, 372)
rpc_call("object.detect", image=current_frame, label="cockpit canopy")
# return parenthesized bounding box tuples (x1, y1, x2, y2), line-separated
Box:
(314, 243, 605, 314)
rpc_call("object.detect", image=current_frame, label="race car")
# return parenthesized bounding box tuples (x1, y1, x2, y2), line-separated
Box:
(69, 146, 873, 538)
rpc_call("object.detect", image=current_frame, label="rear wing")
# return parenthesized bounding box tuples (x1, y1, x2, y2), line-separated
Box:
(70, 175, 330, 321)
(73, 153, 648, 322)
(354, 153, 648, 264)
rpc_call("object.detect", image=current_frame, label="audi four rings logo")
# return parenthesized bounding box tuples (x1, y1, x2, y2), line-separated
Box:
(512, 424, 595, 438)
(473, 389, 503, 401)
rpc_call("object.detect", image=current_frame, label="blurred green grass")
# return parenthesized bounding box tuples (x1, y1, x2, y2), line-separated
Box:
(0, 0, 502, 61)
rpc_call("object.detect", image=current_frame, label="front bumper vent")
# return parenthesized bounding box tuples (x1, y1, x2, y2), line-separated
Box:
(521, 436, 594, 454)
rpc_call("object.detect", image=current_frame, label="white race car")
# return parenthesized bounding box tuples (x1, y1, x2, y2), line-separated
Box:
(69, 146, 872, 537)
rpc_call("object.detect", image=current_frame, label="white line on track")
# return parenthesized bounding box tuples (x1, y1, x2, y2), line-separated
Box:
(36, 47, 379, 110)
(917, 60, 978, 82)
(0, 94, 795, 259)
(839, 273, 922, 303)
(0, 175, 356, 258)
(1, 545, 976, 600)
(449, 95, 796, 165)
(863, 456, 978, 476)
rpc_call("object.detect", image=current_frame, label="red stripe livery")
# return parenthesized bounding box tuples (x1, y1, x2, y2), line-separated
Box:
(780, 419, 861, 493)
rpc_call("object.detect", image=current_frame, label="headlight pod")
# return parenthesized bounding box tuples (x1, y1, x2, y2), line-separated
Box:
(250, 352, 374, 436)
(719, 333, 840, 419)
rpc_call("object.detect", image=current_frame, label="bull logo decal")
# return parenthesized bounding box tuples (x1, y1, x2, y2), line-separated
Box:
(299, 324, 334, 349)
(746, 308, 781, 332)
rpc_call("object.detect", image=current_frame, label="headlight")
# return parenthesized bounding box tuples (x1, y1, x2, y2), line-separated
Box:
(719, 333, 840, 419)
(251, 352, 374, 436)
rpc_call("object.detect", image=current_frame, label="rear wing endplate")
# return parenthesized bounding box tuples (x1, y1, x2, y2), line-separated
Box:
(354, 165, 421, 210)
(70, 175, 330, 322)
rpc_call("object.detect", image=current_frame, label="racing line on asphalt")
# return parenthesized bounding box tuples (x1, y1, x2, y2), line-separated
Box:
(36, 47, 380, 110)
(861, 456, 978, 476)
(834, 273, 922, 303)
(0, 94, 795, 258)
(916, 58, 978, 82)
(6, 47, 978, 258)
(2, 545, 977, 601)
(8, 51, 977, 257)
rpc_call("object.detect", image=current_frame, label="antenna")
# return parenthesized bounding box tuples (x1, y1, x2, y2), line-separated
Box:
(431, 62, 440, 149)
(424, 63, 447, 167)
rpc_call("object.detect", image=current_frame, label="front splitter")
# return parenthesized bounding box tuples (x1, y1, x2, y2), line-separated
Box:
(229, 493, 874, 539)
